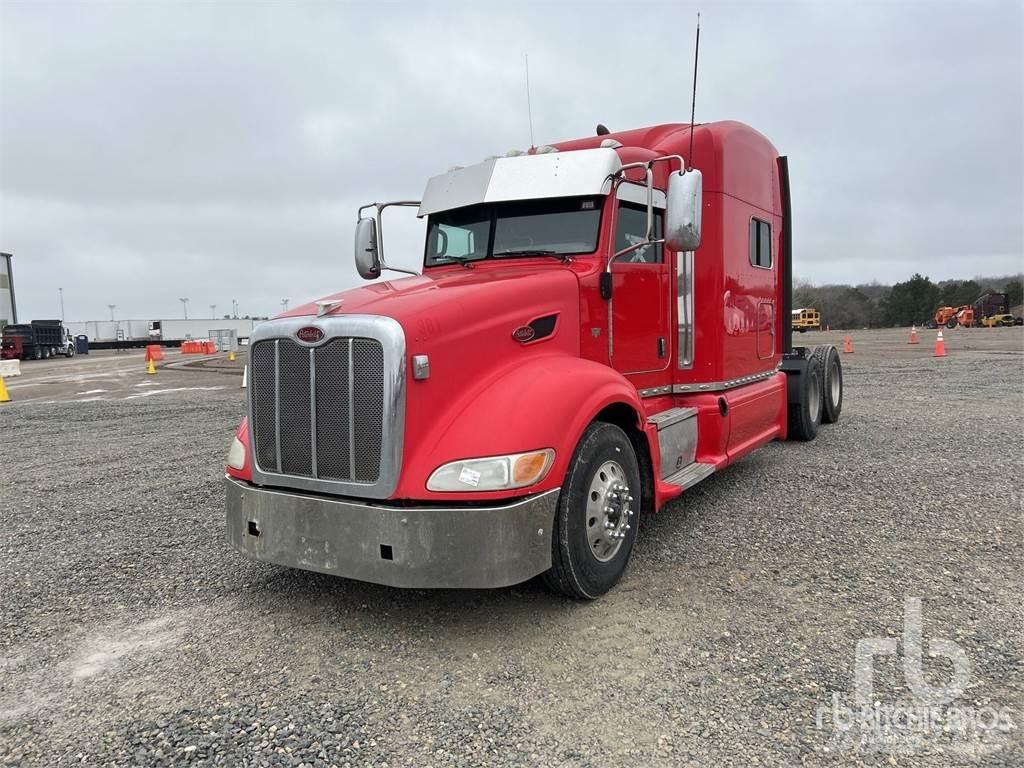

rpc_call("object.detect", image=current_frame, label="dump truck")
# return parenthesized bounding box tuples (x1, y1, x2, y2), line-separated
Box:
(223, 120, 844, 598)
(0, 320, 75, 360)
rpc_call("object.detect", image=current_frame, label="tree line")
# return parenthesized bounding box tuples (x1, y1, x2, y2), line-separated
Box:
(792, 274, 1023, 330)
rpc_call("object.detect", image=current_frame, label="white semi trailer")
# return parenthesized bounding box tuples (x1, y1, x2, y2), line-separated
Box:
(64, 318, 262, 349)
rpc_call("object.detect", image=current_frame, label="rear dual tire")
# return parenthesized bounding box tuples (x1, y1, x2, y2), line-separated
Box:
(787, 354, 823, 441)
(812, 345, 843, 424)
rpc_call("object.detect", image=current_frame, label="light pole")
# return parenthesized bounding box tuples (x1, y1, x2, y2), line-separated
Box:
(210, 304, 217, 318)
(281, 299, 289, 312)
(107, 304, 116, 321)
(231, 299, 238, 318)
(59, 287, 65, 321)
(179, 297, 189, 319)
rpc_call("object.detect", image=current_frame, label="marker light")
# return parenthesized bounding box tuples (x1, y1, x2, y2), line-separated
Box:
(427, 449, 555, 492)
(227, 435, 246, 470)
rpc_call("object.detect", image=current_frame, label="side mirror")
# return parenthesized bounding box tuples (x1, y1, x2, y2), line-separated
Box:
(665, 169, 703, 252)
(354, 218, 381, 279)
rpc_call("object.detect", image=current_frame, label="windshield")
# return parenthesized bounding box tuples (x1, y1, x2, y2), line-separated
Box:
(424, 196, 602, 267)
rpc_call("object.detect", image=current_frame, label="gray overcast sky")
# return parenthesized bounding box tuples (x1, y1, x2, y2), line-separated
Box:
(1, 0, 1022, 322)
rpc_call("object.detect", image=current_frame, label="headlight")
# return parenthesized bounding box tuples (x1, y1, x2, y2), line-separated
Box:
(427, 449, 555, 492)
(227, 435, 246, 470)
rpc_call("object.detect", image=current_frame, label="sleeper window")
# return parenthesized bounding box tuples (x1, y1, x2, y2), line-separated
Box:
(749, 218, 772, 269)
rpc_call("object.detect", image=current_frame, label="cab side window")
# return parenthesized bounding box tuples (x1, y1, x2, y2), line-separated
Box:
(749, 218, 772, 269)
(614, 203, 663, 264)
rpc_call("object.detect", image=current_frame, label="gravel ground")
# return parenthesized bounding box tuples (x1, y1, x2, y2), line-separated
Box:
(1, 327, 1021, 767)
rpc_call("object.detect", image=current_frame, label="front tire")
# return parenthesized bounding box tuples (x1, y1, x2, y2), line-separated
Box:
(544, 422, 641, 600)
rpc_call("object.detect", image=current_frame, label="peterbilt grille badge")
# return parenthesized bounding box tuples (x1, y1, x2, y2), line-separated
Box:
(296, 326, 325, 343)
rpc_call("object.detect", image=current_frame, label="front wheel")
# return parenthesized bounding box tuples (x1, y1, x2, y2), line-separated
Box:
(544, 422, 641, 600)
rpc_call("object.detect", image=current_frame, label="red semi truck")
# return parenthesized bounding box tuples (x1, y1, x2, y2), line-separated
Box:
(224, 120, 843, 598)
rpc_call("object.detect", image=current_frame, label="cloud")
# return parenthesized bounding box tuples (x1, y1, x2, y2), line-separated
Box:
(0, 0, 1021, 321)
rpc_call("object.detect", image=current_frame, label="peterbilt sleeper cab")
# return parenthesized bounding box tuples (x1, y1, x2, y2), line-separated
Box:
(224, 120, 844, 599)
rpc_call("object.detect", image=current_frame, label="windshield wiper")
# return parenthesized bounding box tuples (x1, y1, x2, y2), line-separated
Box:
(437, 255, 476, 269)
(493, 249, 569, 262)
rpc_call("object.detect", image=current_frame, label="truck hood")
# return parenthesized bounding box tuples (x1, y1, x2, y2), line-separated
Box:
(282, 264, 580, 340)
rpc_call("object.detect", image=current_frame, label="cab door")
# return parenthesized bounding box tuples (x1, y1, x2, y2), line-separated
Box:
(609, 199, 670, 375)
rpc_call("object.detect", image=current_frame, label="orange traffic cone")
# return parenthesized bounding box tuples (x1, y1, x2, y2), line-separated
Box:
(843, 335, 853, 354)
(0, 375, 10, 403)
(909, 326, 918, 344)
(147, 358, 157, 375)
(934, 330, 946, 357)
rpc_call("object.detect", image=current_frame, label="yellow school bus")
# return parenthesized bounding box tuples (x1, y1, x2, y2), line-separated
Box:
(792, 308, 820, 333)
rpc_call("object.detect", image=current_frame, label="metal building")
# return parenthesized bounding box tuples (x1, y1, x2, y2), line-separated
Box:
(0, 252, 16, 330)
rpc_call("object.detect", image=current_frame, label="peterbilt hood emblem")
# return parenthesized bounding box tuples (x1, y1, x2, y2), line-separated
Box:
(512, 325, 536, 343)
(296, 326, 325, 343)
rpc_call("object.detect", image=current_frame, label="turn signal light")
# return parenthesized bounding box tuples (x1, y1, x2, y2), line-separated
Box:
(513, 451, 552, 485)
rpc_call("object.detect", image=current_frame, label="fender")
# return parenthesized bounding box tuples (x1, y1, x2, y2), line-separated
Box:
(393, 353, 648, 502)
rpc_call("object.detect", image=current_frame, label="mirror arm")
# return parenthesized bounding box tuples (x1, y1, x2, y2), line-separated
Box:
(645, 167, 653, 242)
(610, 238, 666, 263)
(604, 167, 660, 275)
(358, 200, 421, 277)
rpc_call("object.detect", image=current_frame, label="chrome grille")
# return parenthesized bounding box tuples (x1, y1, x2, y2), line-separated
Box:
(314, 339, 351, 480)
(278, 340, 313, 476)
(251, 342, 277, 471)
(250, 335, 387, 484)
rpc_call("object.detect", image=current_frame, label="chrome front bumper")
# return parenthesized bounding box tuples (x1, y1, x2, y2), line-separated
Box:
(224, 477, 558, 589)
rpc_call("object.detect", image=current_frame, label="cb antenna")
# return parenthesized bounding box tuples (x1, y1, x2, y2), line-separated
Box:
(687, 13, 700, 170)
(525, 53, 536, 149)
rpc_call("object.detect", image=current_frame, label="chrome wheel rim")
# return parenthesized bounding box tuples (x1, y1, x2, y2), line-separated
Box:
(829, 359, 840, 405)
(809, 371, 822, 421)
(585, 460, 633, 562)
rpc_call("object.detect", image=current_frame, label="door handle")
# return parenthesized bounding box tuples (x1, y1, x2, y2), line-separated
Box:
(657, 337, 666, 358)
